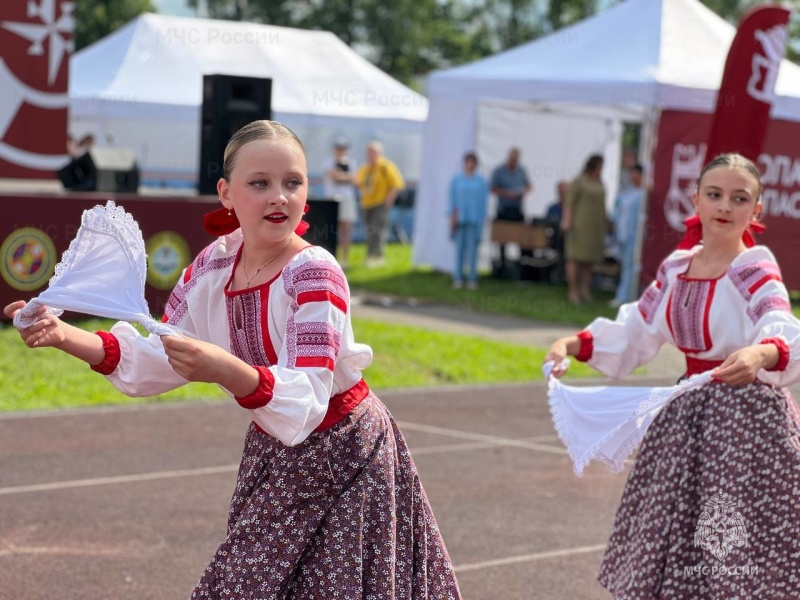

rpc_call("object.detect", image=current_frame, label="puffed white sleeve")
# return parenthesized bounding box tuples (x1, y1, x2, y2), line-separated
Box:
(247, 258, 351, 446)
(737, 259, 800, 386)
(103, 323, 189, 396)
(99, 267, 198, 397)
(578, 254, 687, 379)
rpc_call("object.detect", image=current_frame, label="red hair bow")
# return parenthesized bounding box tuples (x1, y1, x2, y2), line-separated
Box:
(203, 205, 310, 237)
(676, 215, 766, 250)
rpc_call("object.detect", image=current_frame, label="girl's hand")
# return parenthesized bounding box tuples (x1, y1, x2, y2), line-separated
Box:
(161, 335, 232, 384)
(4, 301, 67, 349)
(544, 340, 570, 378)
(713, 345, 774, 385)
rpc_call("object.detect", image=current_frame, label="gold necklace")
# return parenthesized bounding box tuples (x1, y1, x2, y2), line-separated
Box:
(241, 237, 293, 288)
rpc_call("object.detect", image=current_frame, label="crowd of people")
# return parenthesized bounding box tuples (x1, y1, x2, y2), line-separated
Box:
(445, 146, 646, 302)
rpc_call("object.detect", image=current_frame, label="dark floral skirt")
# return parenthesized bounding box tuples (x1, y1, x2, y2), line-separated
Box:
(598, 381, 800, 598)
(191, 393, 461, 599)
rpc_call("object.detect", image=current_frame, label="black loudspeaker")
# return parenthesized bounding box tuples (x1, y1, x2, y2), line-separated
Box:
(303, 199, 339, 257)
(57, 148, 140, 192)
(198, 75, 272, 195)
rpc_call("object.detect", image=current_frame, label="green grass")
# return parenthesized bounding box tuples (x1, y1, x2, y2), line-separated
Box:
(344, 244, 620, 325)
(0, 317, 595, 412)
(344, 243, 800, 322)
(352, 318, 595, 388)
(0, 319, 228, 412)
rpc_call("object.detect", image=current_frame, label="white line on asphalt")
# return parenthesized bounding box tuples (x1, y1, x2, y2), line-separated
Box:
(454, 544, 607, 573)
(0, 465, 239, 496)
(397, 421, 567, 455)
(410, 441, 499, 455)
(0, 436, 551, 496)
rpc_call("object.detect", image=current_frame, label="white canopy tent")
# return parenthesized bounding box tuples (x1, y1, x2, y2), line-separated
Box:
(69, 14, 428, 188)
(414, 0, 800, 272)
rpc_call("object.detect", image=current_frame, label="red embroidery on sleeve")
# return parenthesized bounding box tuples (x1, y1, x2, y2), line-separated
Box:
(748, 273, 782, 295)
(297, 290, 348, 314)
(296, 356, 335, 371)
(90, 331, 121, 375)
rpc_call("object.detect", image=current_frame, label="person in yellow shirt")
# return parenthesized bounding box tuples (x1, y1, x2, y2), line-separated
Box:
(355, 141, 405, 267)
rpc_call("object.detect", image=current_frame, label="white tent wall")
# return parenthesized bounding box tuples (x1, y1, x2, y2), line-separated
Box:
(69, 13, 428, 188)
(477, 101, 623, 217)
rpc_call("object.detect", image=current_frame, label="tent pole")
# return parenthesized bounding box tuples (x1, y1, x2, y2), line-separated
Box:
(630, 107, 660, 301)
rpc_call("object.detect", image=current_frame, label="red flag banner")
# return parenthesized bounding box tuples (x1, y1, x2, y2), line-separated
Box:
(706, 6, 790, 161)
(0, 1, 73, 178)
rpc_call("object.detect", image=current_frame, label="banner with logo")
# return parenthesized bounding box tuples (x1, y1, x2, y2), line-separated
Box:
(706, 6, 790, 161)
(707, 6, 789, 160)
(644, 110, 800, 291)
(0, 1, 72, 178)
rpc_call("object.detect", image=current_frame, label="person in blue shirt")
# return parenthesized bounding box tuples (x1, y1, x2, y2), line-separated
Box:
(610, 164, 645, 307)
(449, 152, 489, 289)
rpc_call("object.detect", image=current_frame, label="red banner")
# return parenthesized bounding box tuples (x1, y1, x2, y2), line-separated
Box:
(706, 6, 790, 161)
(644, 110, 800, 291)
(0, 1, 72, 178)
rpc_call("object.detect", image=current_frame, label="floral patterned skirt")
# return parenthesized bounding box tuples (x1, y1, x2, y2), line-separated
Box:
(598, 381, 800, 599)
(191, 393, 461, 599)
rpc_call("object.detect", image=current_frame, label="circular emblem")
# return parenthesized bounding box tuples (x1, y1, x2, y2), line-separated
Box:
(0, 227, 57, 291)
(146, 231, 191, 290)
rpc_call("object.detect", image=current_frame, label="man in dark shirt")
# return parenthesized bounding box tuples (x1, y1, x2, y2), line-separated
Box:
(490, 147, 532, 274)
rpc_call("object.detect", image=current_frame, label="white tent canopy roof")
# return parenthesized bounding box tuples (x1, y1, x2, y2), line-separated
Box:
(69, 14, 427, 184)
(428, 0, 800, 120)
(71, 13, 428, 121)
(413, 0, 800, 273)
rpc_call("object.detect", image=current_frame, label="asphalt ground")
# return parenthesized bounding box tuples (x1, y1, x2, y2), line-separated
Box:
(0, 379, 682, 600)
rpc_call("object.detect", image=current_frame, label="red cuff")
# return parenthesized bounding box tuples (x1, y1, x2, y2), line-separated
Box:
(760, 337, 790, 372)
(575, 330, 594, 362)
(235, 366, 275, 409)
(90, 331, 121, 375)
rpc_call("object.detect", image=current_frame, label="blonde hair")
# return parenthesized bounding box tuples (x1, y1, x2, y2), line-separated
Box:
(697, 153, 763, 200)
(222, 120, 306, 180)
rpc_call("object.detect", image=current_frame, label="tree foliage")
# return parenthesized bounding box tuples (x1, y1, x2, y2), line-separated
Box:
(182, 0, 797, 83)
(74, 0, 156, 50)
(185, 0, 600, 85)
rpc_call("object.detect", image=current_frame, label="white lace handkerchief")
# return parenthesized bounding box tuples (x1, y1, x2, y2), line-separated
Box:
(544, 362, 713, 476)
(13, 200, 179, 336)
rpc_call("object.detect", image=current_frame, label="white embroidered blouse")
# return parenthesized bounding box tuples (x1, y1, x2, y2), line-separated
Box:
(102, 231, 373, 446)
(579, 245, 800, 386)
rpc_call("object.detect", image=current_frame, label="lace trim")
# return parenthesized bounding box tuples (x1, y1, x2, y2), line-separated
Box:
(12, 201, 179, 337)
(54, 201, 147, 293)
(545, 362, 713, 476)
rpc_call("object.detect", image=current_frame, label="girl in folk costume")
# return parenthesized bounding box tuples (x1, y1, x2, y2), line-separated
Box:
(5, 121, 461, 599)
(544, 153, 800, 598)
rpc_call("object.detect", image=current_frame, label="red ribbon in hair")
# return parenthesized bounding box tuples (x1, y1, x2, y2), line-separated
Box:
(203, 205, 310, 237)
(676, 214, 766, 250)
